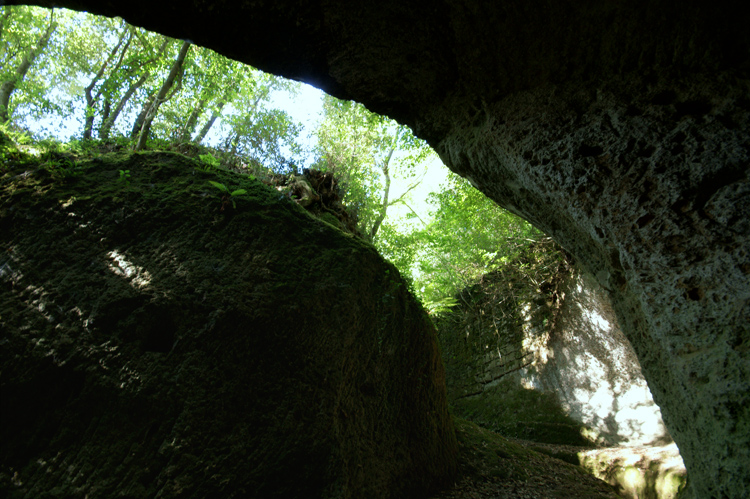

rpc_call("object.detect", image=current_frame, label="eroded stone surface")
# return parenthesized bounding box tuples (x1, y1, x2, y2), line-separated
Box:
(448, 75, 750, 498)
(0, 153, 457, 498)
(580, 444, 687, 499)
(436, 247, 672, 448)
(534, 272, 670, 447)
(4, 1, 750, 497)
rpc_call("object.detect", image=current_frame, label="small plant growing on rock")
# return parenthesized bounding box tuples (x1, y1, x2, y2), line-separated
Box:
(48, 157, 84, 180)
(118, 169, 131, 187)
(199, 153, 220, 167)
(208, 180, 247, 210)
(197, 153, 221, 173)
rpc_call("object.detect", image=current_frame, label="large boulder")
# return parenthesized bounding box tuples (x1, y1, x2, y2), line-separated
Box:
(0, 152, 457, 498)
(5, 1, 750, 496)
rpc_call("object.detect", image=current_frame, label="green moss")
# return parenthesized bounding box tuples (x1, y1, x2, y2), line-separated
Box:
(1, 150, 331, 231)
(317, 211, 345, 230)
(452, 417, 533, 481)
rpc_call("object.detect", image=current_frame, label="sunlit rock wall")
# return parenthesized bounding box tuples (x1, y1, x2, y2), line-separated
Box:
(517, 271, 670, 446)
(439, 262, 671, 447)
(580, 444, 686, 499)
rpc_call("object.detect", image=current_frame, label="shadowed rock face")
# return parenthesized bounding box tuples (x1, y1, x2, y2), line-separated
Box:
(1, 152, 457, 498)
(6, 1, 750, 497)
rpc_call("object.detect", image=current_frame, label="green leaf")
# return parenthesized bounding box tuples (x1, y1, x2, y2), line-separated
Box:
(207, 180, 229, 193)
(230, 188, 247, 197)
(198, 153, 220, 167)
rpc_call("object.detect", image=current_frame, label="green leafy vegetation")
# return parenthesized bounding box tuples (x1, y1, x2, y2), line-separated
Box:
(0, 5, 302, 170)
(313, 95, 432, 242)
(118, 168, 130, 186)
(198, 153, 220, 168)
(378, 172, 545, 312)
(207, 180, 247, 210)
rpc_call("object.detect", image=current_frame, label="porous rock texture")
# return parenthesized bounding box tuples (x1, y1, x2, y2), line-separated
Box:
(6, 1, 750, 497)
(0, 152, 457, 497)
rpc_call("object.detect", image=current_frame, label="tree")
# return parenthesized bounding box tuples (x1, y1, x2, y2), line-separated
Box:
(313, 95, 431, 242)
(79, 20, 131, 139)
(98, 33, 171, 139)
(169, 47, 239, 143)
(208, 69, 302, 168)
(0, 5, 57, 123)
(133, 39, 191, 150)
(151, 45, 241, 144)
(388, 172, 543, 309)
(0, 7, 306, 161)
(192, 92, 228, 144)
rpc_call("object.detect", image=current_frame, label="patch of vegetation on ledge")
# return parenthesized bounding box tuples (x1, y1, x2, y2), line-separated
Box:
(0, 137, 361, 242)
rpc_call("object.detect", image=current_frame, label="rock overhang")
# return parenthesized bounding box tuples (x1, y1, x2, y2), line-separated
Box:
(2, 1, 749, 497)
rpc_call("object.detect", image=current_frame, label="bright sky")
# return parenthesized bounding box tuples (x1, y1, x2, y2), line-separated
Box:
(269, 82, 324, 152)
(387, 154, 449, 230)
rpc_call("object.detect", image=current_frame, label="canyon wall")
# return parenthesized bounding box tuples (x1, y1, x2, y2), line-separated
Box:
(6, 1, 750, 496)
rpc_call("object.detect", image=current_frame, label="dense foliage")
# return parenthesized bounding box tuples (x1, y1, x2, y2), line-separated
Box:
(379, 173, 543, 311)
(313, 95, 432, 242)
(0, 5, 302, 169)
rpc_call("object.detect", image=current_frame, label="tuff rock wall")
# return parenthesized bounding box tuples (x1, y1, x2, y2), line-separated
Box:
(524, 270, 670, 448)
(437, 247, 670, 448)
(0, 152, 457, 498)
(6, 1, 750, 497)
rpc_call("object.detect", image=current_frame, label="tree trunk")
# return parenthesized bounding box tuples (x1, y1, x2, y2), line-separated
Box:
(100, 74, 146, 139)
(179, 97, 206, 142)
(130, 91, 155, 139)
(99, 38, 169, 139)
(193, 98, 226, 144)
(82, 25, 129, 140)
(101, 96, 111, 123)
(0, 8, 56, 123)
(134, 40, 191, 150)
(369, 145, 395, 241)
(222, 131, 240, 156)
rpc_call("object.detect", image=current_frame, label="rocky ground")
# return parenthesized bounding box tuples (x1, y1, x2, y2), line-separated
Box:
(432, 419, 620, 499)
(432, 418, 687, 499)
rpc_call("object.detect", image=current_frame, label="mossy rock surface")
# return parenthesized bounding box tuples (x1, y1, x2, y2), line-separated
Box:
(0, 151, 457, 498)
